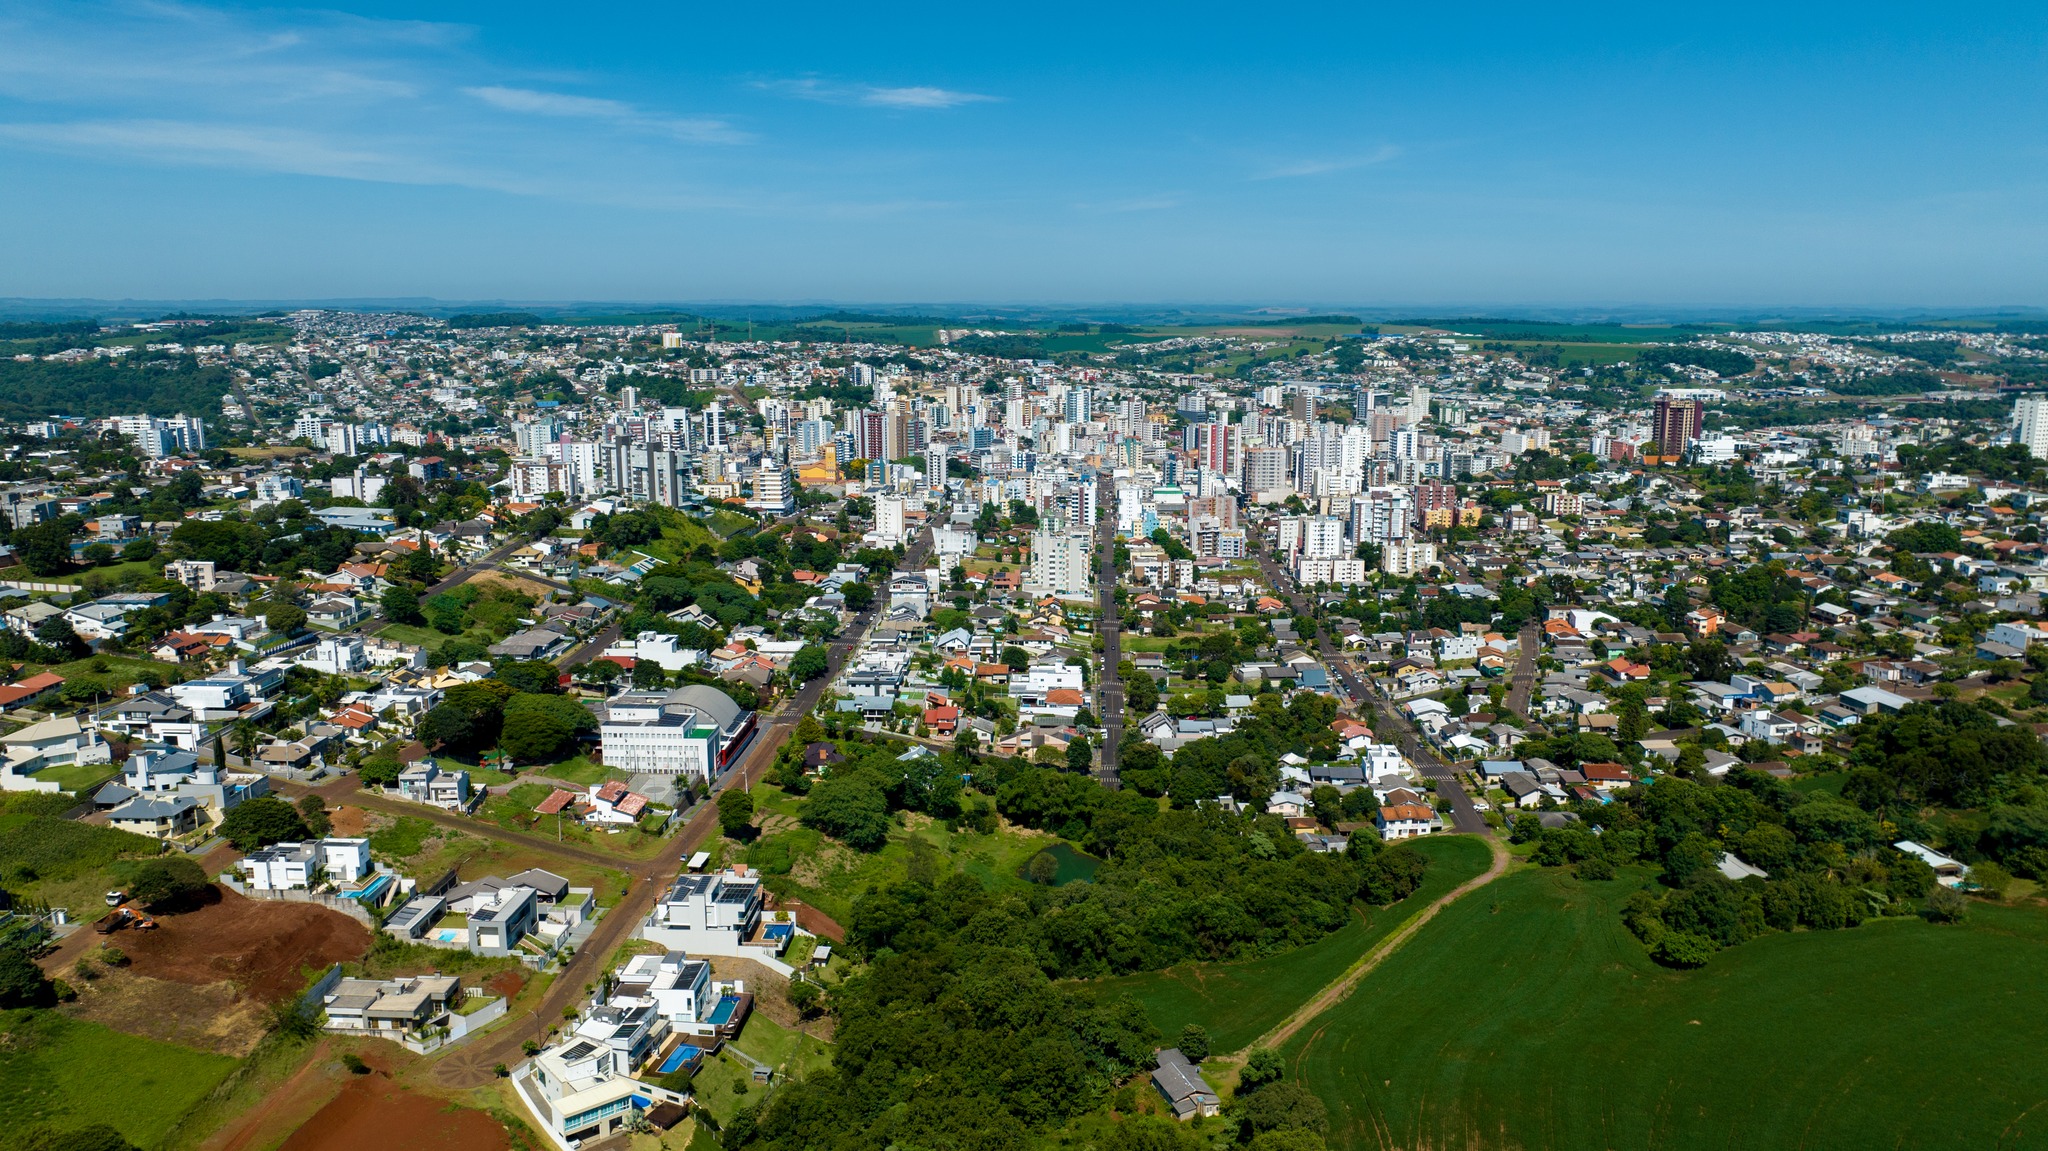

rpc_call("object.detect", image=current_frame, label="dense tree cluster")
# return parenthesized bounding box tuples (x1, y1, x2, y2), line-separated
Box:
(1525, 770, 1946, 967)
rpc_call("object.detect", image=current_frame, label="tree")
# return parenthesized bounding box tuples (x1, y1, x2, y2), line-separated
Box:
(499, 692, 596, 761)
(381, 585, 424, 626)
(631, 660, 668, 690)
(840, 581, 875, 612)
(789, 644, 829, 683)
(718, 787, 757, 839)
(1065, 738, 1092, 773)
(1238, 1048, 1286, 1093)
(297, 795, 331, 838)
(1651, 931, 1715, 968)
(801, 774, 892, 851)
(1028, 852, 1059, 884)
(127, 855, 208, 910)
(1923, 884, 1969, 924)
(265, 603, 307, 635)
(14, 521, 75, 576)
(0, 944, 56, 1008)
(34, 616, 83, 657)
(496, 660, 564, 695)
(787, 978, 822, 1018)
(217, 796, 311, 850)
(1177, 1023, 1210, 1063)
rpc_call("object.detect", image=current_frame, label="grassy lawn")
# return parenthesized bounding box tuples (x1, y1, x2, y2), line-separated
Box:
(0, 1009, 237, 1148)
(31, 654, 184, 685)
(1285, 862, 2048, 1151)
(373, 621, 453, 647)
(532, 755, 628, 787)
(396, 829, 634, 906)
(1090, 835, 1491, 1053)
(480, 782, 670, 860)
(691, 1013, 834, 1125)
(42, 559, 166, 586)
(742, 785, 1058, 925)
(31, 762, 118, 793)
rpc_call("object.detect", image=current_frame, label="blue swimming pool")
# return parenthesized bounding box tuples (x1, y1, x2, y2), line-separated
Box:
(764, 924, 793, 941)
(705, 997, 739, 1026)
(656, 1044, 703, 1074)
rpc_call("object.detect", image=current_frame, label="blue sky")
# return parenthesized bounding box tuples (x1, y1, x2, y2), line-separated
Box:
(1, 1, 2045, 307)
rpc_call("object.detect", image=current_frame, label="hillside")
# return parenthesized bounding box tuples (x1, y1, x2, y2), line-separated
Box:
(0, 357, 235, 420)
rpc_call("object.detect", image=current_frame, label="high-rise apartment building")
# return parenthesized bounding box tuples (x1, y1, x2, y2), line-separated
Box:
(2015, 395, 2048, 460)
(1653, 394, 1706, 455)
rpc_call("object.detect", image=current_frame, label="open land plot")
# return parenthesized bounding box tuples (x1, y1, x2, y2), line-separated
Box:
(0, 1008, 238, 1149)
(480, 781, 669, 860)
(275, 1064, 509, 1151)
(0, 800, 166, 922)
(1090, 835, 1492, 1053)
(91, 885, 372, 1003)
(1285, 863, 2048, 1151)
(384, 821, 633, 906)
(741, 786, 1061, 925)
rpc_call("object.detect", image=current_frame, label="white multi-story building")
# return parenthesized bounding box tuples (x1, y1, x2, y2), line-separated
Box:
(1025, 528, 1093, 601)
(240, 838, 371, 891)
(599, 686, 755, 786)
(873, 495, 907, 543)
(2015, 395, 2048, 460)
(641, 867, 765, 956)
(1381, 539, 1440, 576)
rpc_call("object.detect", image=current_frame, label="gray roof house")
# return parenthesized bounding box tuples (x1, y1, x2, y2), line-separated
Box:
(1151, 1047, 1219, 1119)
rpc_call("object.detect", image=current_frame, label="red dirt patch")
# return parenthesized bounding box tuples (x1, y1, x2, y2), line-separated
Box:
(275, 1072, 508, 1151)
(115, 885, 373, 1003)
(326, 804, 371, 837)
(483, 968, 526, 1000)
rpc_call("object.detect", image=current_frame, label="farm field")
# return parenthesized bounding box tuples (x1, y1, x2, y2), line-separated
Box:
(0, 1008, 238, 1149)
(1092, 835, 1492, 1052)
(1285, 863, 2048, 1151)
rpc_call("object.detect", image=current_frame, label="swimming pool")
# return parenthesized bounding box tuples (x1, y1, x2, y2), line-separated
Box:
(763, 924, 793, 941)
(655, 1044, 704, 1075)
(704, 997, 739, 1026)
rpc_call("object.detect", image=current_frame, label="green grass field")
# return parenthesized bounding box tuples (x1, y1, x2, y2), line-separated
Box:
(0, 1009, 237, 1149)
(1285, 864, 2048, 1151)
(1089, 836, 1492, 1052)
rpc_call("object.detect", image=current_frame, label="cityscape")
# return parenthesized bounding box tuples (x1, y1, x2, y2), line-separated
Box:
(3, 3, 2048, 1151)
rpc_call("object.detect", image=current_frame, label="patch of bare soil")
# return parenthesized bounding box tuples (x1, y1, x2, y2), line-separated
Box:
(64, 971, 270, 1056)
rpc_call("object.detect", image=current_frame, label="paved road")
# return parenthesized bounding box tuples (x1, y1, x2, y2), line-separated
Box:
(1253, 554, 1490, 837)
(1503, 621, 1540, 718)
(1093, 474, 1123, 788)
(427, 545, 911, 1089)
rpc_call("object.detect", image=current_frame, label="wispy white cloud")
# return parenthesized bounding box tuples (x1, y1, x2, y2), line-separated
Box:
(761, 77, 1000, 109)
(1254, 145, 1402, 179)
(463, 85, 748, 143)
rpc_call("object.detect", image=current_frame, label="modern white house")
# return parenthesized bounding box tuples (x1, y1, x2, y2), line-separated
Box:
(641, 867, 774, 962)
(513, 1036, 689, 1150)
(240, 838, 372, 891)
(395, 760, 474, 810)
